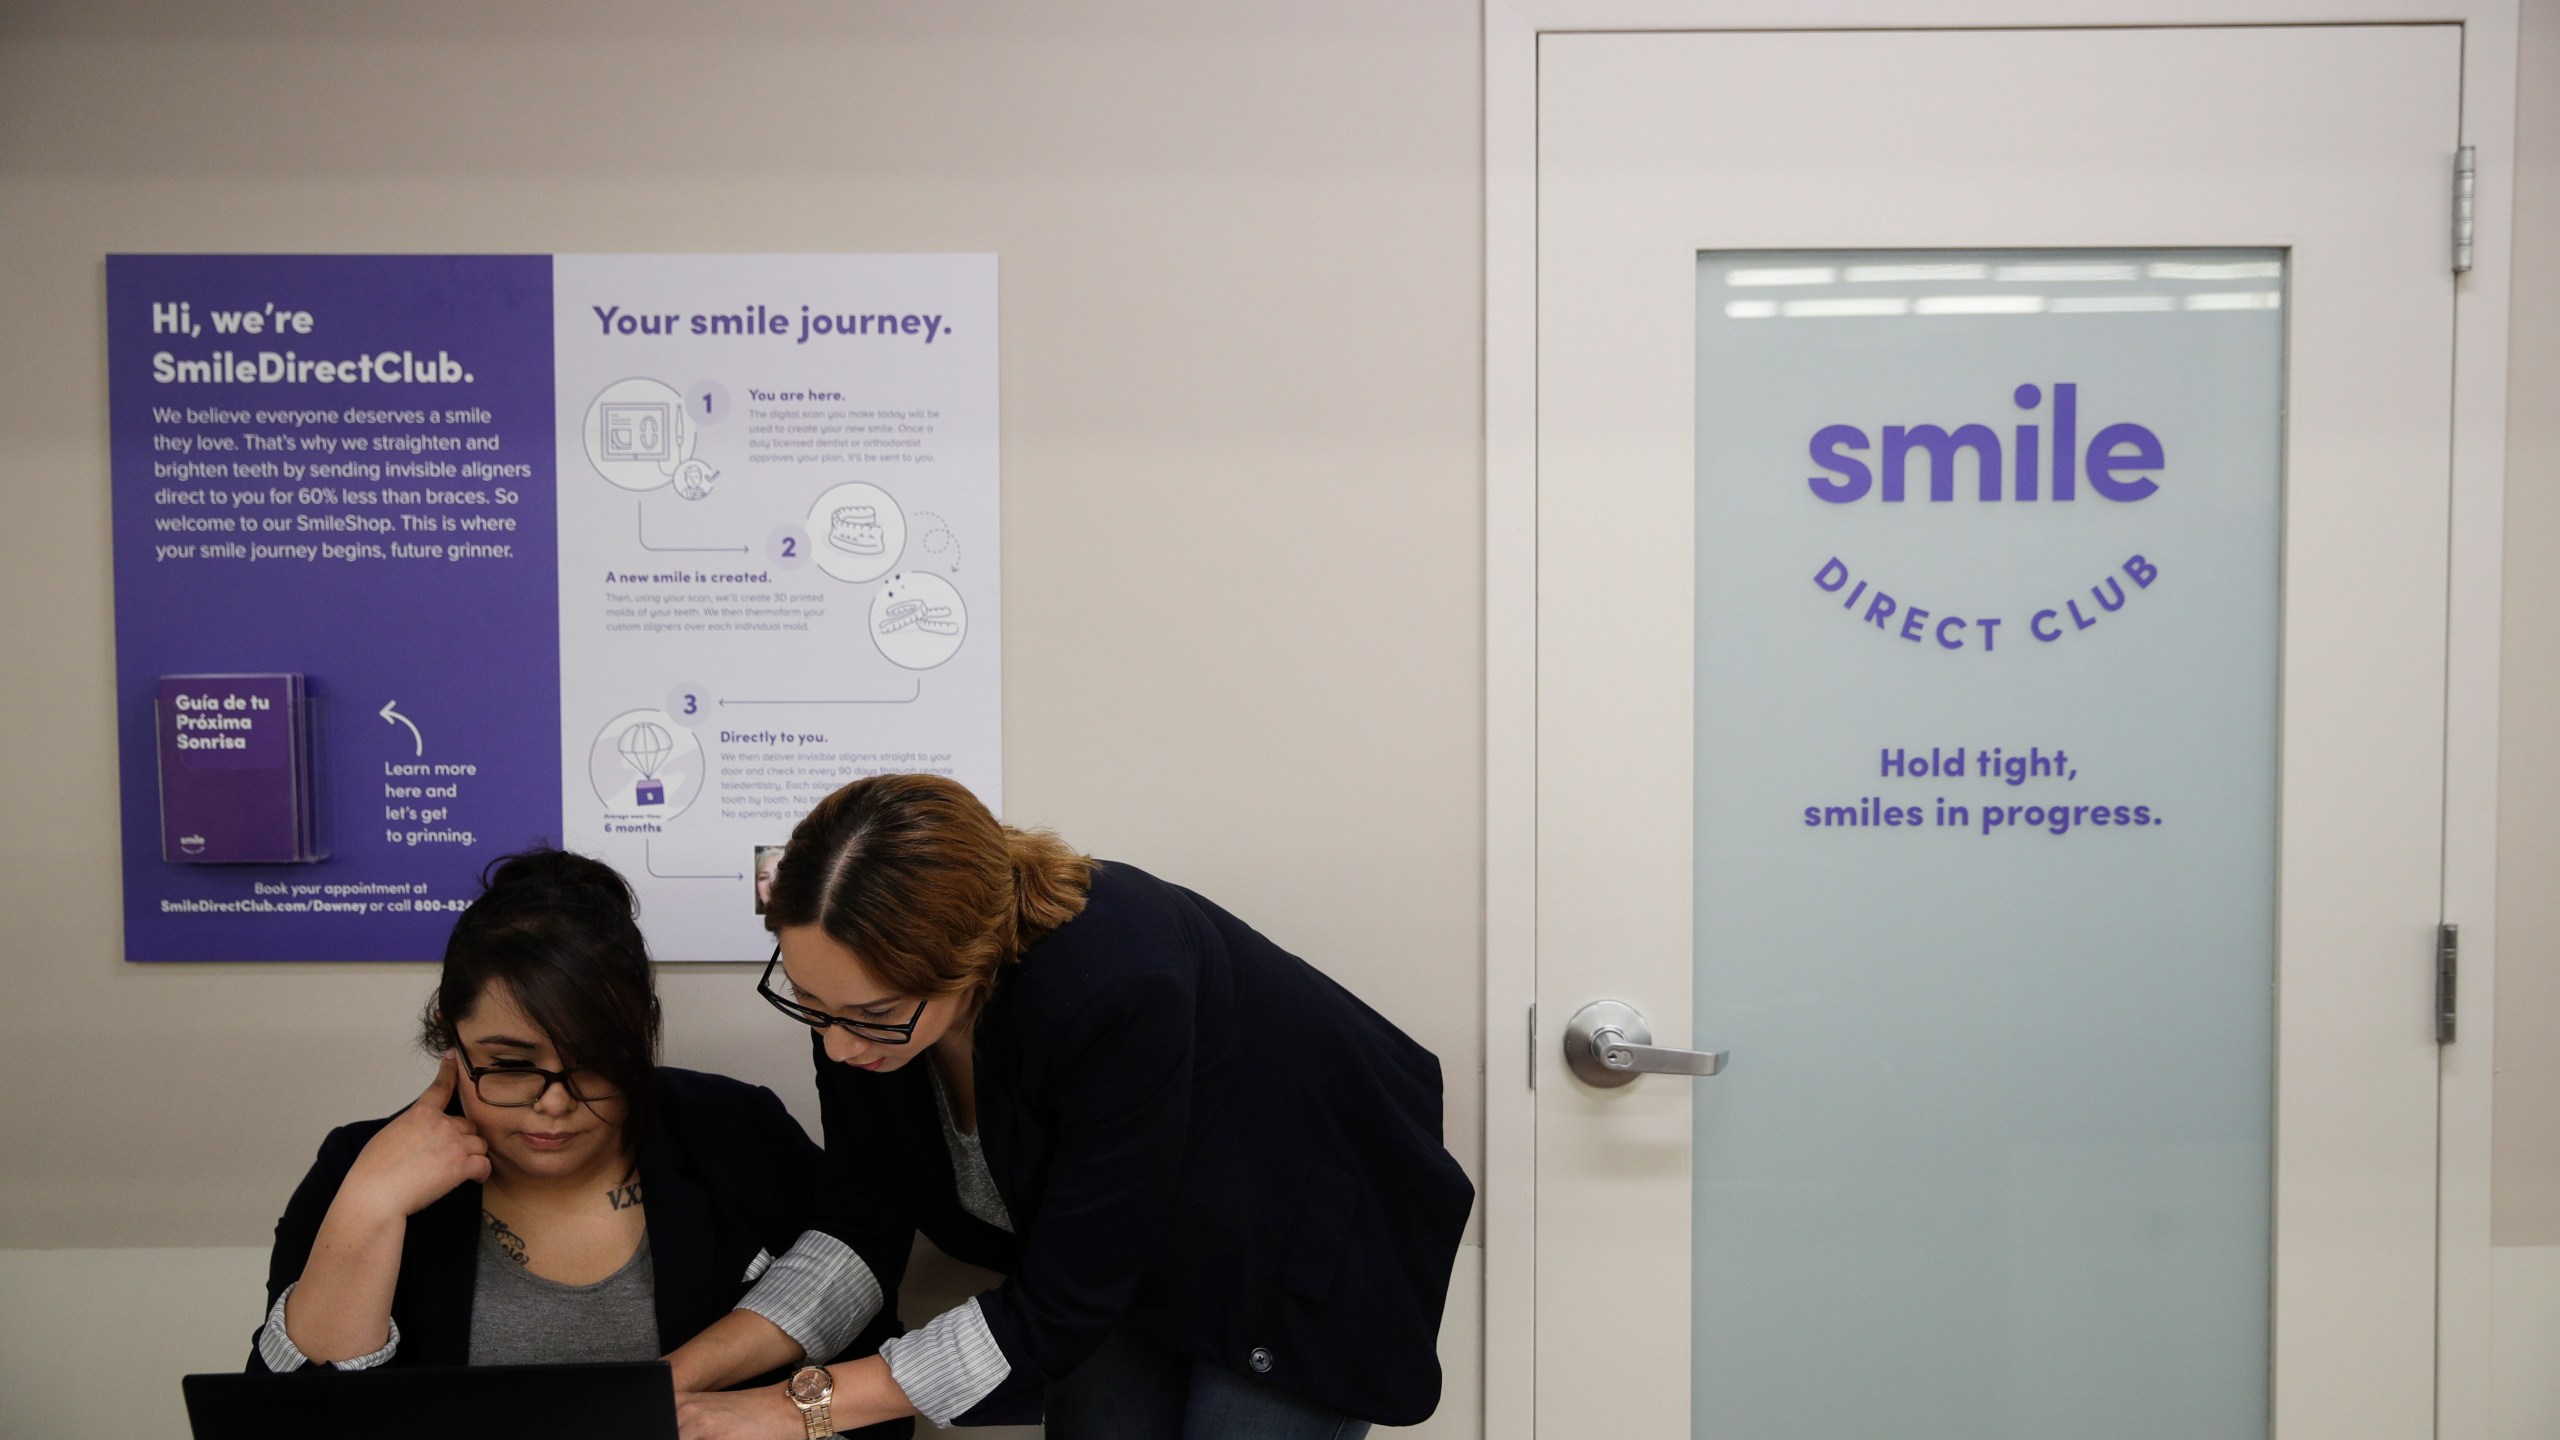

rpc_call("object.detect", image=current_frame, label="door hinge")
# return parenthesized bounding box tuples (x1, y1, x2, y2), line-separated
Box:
(2453, 146, 2477, 275)
(2437, 922, 2459, 1044)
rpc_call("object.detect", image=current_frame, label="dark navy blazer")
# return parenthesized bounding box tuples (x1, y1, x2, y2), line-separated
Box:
(252, 1066, 906, 1433)
(810, 860, 1476, 1427)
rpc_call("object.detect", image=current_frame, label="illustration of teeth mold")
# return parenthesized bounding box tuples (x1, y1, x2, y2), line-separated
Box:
(878, 598, 961, 636)
(828, 506, 885, 555)
(803, 482, 906, 584)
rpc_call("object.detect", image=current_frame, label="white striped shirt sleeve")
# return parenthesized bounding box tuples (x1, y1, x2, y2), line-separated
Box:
(879, 1297, 1011, 1428)
(736, 1230, 883, 1364)
(255, 1282, 399, 1372)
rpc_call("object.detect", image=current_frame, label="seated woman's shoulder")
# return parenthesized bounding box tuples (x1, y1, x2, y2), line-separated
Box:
(652, 1067, 804, 1135)
(310, 1110, 402, 1166)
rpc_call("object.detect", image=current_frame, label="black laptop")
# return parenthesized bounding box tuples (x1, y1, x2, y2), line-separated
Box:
(183, 1361, 677, 1440)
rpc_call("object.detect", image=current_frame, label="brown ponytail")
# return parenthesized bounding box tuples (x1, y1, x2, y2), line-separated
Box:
(765, 773, 1093, 1008)
(1006, 826, 1094, 952)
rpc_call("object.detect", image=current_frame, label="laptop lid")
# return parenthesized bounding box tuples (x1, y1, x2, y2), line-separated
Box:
(183, 1361, 677, 1440)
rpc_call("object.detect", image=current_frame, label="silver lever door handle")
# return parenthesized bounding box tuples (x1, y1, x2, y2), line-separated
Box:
(1594, 1027, 1724, 1076)
(1564, 1000, 1728, 1088)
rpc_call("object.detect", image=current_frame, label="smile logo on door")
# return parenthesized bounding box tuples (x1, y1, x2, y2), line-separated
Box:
(1804, 382, 2162, 652)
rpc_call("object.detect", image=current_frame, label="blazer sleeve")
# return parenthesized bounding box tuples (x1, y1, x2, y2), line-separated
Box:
(957, 968, 1195, 1421)
(681, 1073, 899, 1377)
(734, 1080, 827, 1255)
(245, 1124, 372, 1372)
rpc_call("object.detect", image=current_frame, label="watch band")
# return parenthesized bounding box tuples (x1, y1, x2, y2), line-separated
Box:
(787, 1365, 835, 1440)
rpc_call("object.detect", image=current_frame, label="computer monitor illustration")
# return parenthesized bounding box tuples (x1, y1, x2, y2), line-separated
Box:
(599, 402, 673, 462)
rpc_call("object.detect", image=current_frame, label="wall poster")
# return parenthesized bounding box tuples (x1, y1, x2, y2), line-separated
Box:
(108, 254, 999, 962)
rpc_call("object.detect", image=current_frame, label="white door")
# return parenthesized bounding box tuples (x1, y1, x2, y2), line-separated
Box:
(1532, 26, 2457, 1439)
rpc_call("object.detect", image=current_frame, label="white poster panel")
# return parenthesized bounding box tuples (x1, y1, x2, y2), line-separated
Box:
(553, 255, 1000, 961)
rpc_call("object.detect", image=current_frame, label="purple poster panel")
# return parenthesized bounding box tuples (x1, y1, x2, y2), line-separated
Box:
(108, 255, 562, 960)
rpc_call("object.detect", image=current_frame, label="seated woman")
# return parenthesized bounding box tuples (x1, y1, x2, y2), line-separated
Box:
(249, 848, 903, 1434)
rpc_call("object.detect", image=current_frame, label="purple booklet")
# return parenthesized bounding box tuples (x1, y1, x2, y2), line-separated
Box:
(156, 674, 314, 864)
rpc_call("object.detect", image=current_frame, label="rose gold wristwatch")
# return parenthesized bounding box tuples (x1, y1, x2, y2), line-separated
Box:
(786, 1365, 836, 1440)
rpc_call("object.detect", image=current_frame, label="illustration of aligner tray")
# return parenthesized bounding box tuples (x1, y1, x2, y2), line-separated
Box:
(878, 598, 960, 636)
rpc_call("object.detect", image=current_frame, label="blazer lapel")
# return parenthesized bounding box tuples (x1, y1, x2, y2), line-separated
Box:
(641, 1127, 729, 1352)
(972, 985, 1035, 1239)
(976, 1054, 1022, 1212)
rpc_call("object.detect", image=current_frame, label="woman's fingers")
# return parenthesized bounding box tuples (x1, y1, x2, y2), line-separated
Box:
(417, 1051, 459, 1110)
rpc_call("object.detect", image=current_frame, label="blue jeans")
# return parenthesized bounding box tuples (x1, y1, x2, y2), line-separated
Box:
(1045, 1327, 1372, 1440)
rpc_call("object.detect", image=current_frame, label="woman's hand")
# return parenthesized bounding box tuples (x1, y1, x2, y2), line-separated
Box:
(675, 1385, 802, 1440)
(339, 1054, 491, 1220)
(280, 1057, 487, 1364)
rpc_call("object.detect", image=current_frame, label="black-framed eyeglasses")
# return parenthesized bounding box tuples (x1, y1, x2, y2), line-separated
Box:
(451, 1049, 621, 1107)
(757, 945, 928, 1045)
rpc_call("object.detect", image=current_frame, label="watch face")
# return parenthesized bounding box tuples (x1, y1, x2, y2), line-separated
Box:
(788, 1367, 833, 1405)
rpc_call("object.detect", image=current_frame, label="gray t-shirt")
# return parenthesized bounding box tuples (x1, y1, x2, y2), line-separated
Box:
(467, 1215, 661, 1367)
(929, 1066, 1014, 1234)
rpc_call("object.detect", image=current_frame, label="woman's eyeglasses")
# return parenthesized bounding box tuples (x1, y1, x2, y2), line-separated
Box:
(452, 1051, 620, 1107)
(757, 945, 928, 1045)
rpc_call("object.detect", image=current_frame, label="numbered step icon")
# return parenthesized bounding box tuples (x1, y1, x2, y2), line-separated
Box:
(662, 681, 712, 728)
(767, 522, 814, 571)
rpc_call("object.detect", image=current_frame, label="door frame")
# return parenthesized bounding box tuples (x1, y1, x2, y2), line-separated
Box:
(1480, 4, 2520, 1439)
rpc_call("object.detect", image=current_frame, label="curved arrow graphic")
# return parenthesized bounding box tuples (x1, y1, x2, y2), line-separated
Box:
(379, 700, 424, 757)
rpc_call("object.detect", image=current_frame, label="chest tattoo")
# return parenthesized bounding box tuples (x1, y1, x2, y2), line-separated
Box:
(481, 1209, 529, 1267)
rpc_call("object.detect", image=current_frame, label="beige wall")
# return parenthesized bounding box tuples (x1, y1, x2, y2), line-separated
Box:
(0, 0, 1484, 1248)
(2496, 0, 2560, 1247)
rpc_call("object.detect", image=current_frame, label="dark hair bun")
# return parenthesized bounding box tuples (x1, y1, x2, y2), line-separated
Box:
(476, 848, 639, 923)
(422, 847, 663, 1149)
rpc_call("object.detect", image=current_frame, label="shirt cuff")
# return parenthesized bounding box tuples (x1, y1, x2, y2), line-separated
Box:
(257, 1282, 399, 1372)
(879, 1298, 1011, 1428)
(736, 1230, 883, 1365)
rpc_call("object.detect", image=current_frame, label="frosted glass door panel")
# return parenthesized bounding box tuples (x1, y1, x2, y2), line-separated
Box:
(1692, 250, 2283, 1439)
